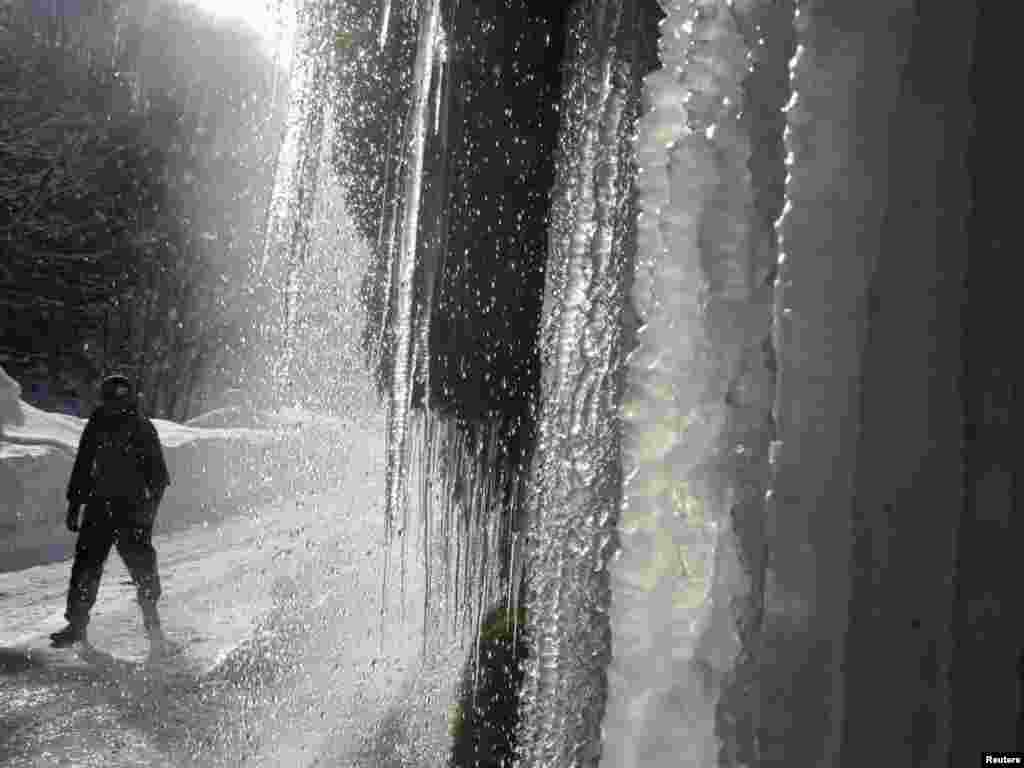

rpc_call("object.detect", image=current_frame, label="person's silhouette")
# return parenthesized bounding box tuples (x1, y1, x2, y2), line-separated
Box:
(50, 374, 171, 653)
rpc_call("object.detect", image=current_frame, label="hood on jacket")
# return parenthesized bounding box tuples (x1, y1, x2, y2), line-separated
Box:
(100, 374, 136, 413)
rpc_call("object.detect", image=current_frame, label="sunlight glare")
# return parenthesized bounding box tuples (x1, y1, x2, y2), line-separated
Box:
(185, 0, 295, 49)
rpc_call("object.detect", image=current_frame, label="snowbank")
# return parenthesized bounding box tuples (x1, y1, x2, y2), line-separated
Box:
(1, 374, 367, 572)
(0, 365, 25, 431)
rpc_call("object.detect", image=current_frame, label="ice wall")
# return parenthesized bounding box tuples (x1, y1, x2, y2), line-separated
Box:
(756, 2, 918, 762)
(946, 5, 1019, 761)
(334, 0, 981, 763)
(837, 3, 975, 764)
(600, 0, 973, 764)
(603, 1, 767, 765)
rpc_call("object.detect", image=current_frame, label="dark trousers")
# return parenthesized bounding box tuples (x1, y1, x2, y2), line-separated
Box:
(66, 498, 161, 629)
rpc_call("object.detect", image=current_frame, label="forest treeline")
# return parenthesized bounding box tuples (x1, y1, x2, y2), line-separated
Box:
(0, 0, 286, 420)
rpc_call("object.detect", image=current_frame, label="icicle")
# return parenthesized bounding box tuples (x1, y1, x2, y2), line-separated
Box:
(378, 0, 393, 51)
(420, 411, 432, 656)
(383, 0, 442, 548)
(441, 421, 454, 638)
(414, 254, 434, 405)
(376, 121, 396, 253)
(375, 126, 404, 364)
(470, 547, 486, 712)
(509, 531, 521, 650)
(432, 37, 446, 136)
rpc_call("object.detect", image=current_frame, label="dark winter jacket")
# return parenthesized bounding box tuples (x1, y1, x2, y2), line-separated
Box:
(66, 402, 171, 508)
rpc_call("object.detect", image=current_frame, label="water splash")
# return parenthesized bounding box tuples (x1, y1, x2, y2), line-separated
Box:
(260, 0, 333, 403)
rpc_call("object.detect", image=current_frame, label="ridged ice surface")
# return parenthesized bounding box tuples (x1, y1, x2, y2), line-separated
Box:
(514, 1, 633, 764)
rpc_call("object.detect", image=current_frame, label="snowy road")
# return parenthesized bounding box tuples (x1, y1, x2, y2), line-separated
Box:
(0, 419, 451, 767)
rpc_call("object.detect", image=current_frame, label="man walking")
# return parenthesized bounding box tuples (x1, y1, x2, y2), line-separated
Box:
(50, 374, 171, 652)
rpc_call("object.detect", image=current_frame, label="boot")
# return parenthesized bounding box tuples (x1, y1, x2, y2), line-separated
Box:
(146, 623, 168, 657)
(141, 603, 167, 657)
(50, 622, 87, 648)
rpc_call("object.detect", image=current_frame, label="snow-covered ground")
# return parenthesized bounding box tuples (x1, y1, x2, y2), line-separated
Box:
(1, 385, 461, 767)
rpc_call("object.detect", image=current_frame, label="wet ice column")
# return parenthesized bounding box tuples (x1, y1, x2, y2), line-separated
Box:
(602, 2, 752, 766)
(514, 0, 632, 765)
